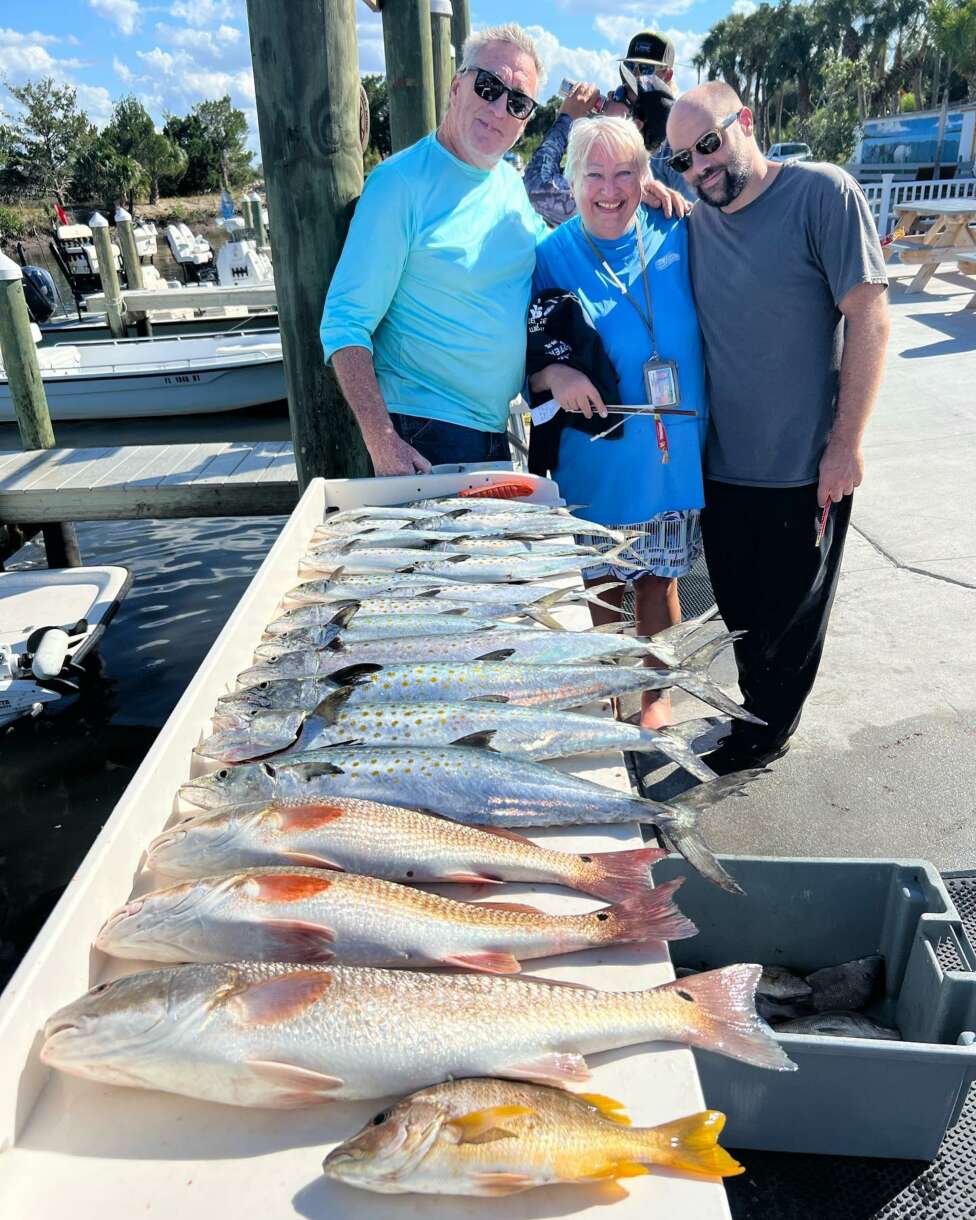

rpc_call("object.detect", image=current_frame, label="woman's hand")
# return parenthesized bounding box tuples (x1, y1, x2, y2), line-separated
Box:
(641, 180, 690, 219)
(538, 363, 608, 419)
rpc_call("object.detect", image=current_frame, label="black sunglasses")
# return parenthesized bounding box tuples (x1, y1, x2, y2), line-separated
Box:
(667, 109, 743, 174)
(463, 67, 538, 121)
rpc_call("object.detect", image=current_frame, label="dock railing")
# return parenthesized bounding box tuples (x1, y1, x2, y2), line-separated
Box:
(865, 172, 976, 239)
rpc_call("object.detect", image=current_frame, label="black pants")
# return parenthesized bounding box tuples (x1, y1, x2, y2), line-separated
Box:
(701, 478, 852, 750)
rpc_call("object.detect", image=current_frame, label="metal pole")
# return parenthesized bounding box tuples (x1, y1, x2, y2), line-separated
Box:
(430, 0, 454, 124)
(451, 0, 470, 60)
(245, 0, 370, 485)
(89, 213, 127, 339)
(382, 0, 437, 151)
(0, 252, 81, 567)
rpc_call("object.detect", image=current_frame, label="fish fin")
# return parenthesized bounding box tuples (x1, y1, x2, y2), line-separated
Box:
(469, 899, 545, 914)
(645, 1110, 744, 1178)
(499, 1051, 590, 1086)
(276, 802, 347, 832)
(578, 1159, 650, 1182)
(324, 638, 345, 652)
(246, 873, 334, 902)
(451, 730, 500, 750)
(283, 851, 345, 871)
(244, 1058, 343, 1106)
(440, 873, 505, 885)
(468, 1172, 536, 1196)
(328, 602, 361, 629)
(462, 694, 509, 704)
(288, 761, 346, 780)
(577, 1093, 632, 1126)
(670, 669, 766, 725)
(518, 973, 597, 992)
(679, 630, 746, 668)
(581, 846, 668, 902)
(589, 621, 630, 634)
(441, 607, 472, 617)
(475, 648, 516, 661)
(659, 965, 797, 1071)
(662, 716, 726, 747)
(448, 1105, 534, 1142)
(224, 969, 333, 1024)
(602, 879, 698, 945)
(328, 663, 382, 685)
(310, 687, 356, 723)
(440, 951, 522, 975)
(531, 588, 571, 611)
(657, 812, 744, 896)
(672, 768, 766, 815)
(257, 919, 337, 963)
(525, 607, 567, 631)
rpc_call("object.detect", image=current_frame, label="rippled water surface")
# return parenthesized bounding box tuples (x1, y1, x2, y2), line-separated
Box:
(0, 514, 285, 987)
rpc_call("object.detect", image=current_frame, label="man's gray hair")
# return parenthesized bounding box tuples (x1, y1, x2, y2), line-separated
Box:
(460, 24, 546, 91)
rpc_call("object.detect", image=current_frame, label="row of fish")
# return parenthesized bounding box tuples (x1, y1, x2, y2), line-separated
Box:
(41, 491, 783, 1197)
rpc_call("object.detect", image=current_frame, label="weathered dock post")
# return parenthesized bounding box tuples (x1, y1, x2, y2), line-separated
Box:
(114, 208, 152, 338)
(382, 0, 437, 152)
(451, 0, 470, 59)
(246, 0, 370, 484)
(430, 0, 454, 123)
(0, 252, 81, 567)
(89, 213, 127, 340)
(251, 193, 268, 248)
(240, 194, 254, 234)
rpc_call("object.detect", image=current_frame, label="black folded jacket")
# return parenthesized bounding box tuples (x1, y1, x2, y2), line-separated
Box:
(526, 289, 623, 477)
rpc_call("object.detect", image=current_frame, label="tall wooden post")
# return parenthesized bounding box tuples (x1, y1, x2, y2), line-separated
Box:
(451, 0, 470, 61)
(115, 207, 152, 337)
(382, 0, 437, 152)
(0, 252, 81, 567)
(240, 194, 254, 233)
(89, 213, 126, 339)
(430, 0, 454, 123)
(246, 0, 370, 485)
(251, 193, 268, 248)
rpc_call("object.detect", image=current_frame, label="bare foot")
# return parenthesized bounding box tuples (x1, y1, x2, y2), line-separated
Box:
(640, 691, 673, 730)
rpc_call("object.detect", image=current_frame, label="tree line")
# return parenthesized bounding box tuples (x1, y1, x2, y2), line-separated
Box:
(0, 78, 256, 211)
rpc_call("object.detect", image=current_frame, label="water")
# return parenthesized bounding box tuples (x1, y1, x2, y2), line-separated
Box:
(0, 513, 285, 989)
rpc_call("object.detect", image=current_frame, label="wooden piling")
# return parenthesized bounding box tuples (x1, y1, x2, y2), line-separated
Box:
(451, 0, 470, 60)
(114, 208, 152, 337)
(89, 213, 127, 340)
(251, 193, 268, 248)
(240, 194, 254, 234)
(382, 0, 437, 152)
(245, 0, 370, 485)
(430, 0, 454, 123)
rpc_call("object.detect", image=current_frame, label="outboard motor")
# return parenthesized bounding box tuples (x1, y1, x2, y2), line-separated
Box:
(21, 266, 58, 323)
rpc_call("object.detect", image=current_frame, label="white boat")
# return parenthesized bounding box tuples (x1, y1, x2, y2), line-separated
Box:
(0, 565, 131, 729)
(0, 329, 286, 420)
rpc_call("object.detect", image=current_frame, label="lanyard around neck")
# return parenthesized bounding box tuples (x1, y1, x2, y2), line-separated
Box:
(579, 215, 658, 357)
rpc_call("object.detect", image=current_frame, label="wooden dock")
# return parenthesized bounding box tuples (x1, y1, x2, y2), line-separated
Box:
(0, 441, 299, 523)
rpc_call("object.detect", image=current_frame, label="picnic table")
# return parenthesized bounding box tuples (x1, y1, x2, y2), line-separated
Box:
(885, 198, 976, 297)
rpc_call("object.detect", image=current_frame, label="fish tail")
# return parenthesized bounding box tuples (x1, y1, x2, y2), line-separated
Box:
(575, 846, 668, 901)
(634, 727, 717, 782)
(525, 606, 569, 631)
(659, 810, 744, 896)
(601, 540, 645, 572)
(670, 671, 766, 725)
(655, 964, 797, 1071)
(640, 1110, 744, 1178)
(601, 878, 698, 945)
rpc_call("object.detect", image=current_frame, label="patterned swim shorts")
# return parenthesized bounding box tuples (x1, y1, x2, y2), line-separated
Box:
(575, 509, 703, 582)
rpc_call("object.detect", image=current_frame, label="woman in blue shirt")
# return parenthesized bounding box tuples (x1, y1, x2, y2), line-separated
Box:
(530, 116, 708, 730)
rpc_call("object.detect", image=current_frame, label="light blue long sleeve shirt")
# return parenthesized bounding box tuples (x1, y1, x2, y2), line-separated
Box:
(321, 133, 548, 433)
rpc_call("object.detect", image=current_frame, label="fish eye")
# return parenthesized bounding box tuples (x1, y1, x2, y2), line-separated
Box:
(217, 769, 230, 780)
(579, 855, 593, 863)
(596, 911, 609, 921)
(259, 682, 270, 690)
(371, 1110, 390, 1126)
(89, 981, 112, 995)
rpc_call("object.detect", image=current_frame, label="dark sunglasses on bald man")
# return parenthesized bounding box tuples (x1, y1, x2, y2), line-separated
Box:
(462, 67, 538, 121)
(667, 108, 743, 174)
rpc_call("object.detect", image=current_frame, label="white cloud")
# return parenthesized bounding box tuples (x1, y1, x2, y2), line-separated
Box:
(0, 27, 59, 46)
(168, 0, 237, 26)
(137, 46, 181, 75)
(357, 9, 385, 74)
(154, 21, 238, 55)
(74, 82, 114, 127)
(113, 55, 136, 84)
(588, 17, 704, 93)
(731, 0, 757, 12)
(88, 0, 142, 37)
(217, 24, 241, 44)
(0, 43, 85, 82)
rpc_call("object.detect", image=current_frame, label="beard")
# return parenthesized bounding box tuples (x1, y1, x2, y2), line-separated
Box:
(694, 153, 752, 208)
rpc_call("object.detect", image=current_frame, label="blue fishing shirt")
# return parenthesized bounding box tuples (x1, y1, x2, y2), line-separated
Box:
(532, 205, 708, 525)
(321, 133, 548, 433)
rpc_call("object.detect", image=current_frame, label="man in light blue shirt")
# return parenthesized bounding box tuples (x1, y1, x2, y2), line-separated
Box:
(321, 23, 549, 475)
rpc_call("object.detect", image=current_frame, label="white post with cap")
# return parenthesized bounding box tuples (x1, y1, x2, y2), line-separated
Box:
(89, 212, 127, 339)
(113, 207, 145, 291)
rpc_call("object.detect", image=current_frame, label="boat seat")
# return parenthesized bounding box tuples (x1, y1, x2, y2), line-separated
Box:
(36, 346, 82, 371)
(165, 224, 212, 267)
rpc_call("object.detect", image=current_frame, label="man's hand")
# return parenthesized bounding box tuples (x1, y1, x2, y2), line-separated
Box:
(559, 82, 600, 120)
(365, 429, 433, 477)
(817, 437, 863, 508)
(543, 363, 607, 419)
(641, 179, 690, 219)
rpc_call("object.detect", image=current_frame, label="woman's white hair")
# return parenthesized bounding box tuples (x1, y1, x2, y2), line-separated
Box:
(565, 116, 650, 199)
(459, 24, 546, 92)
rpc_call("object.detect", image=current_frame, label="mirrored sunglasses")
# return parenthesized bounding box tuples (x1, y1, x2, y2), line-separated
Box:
(667, 109, 743, 174)
(464, 67, 538, 121)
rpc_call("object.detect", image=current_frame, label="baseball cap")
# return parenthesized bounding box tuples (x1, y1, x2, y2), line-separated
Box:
(622, 31, 675, 69)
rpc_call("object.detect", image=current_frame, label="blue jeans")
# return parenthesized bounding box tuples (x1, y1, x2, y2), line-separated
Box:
(390, 412, 510, 467)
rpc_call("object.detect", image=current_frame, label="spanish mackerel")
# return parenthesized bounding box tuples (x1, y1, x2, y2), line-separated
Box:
(145, 797, 670, 901)
(301, 546, 642, 581)
(179, 745, 758, 892)
(41, 961, 794, 1106)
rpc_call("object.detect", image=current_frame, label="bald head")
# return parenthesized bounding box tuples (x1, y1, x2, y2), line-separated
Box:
(666, 81, 763, 210)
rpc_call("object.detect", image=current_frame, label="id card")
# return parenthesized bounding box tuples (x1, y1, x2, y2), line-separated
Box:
(643, 358, 680, 409)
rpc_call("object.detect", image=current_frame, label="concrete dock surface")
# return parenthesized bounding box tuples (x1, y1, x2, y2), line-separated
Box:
(648, 265, 976, 869)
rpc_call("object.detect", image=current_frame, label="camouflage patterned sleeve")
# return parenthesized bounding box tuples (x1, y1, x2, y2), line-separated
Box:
(523, 114, 578, 228)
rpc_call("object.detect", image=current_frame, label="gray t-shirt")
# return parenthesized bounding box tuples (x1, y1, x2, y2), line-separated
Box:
(687, 162, 888, 486)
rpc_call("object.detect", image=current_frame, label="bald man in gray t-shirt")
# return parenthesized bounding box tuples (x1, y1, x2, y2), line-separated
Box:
(666, 84, 890, 774)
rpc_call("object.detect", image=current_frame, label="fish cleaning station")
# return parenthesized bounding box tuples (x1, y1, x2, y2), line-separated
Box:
(0, 3, 975, 1219)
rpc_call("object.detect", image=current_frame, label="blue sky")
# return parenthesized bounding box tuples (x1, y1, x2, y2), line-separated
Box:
(0, 0, 748, 153)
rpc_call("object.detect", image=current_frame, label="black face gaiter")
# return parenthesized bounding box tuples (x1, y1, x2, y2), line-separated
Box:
(633, 79, 673, 152)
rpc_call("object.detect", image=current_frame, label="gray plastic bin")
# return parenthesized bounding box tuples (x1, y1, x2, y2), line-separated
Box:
(656, 855, 976, 1160)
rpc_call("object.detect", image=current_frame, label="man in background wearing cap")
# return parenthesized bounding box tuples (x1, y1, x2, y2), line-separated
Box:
(522, 30, 691, 229)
